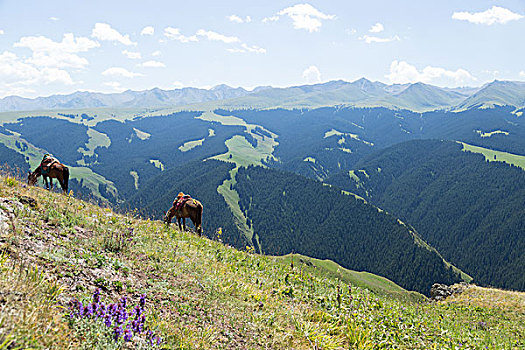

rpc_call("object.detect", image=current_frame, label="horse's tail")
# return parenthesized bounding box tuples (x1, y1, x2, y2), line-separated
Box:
(63, 166, 69, 193)
(196, 202, 203, 236)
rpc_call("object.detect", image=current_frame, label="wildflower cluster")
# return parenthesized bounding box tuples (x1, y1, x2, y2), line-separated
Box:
(68, 289, 161, 347)
(103, 226, 135, 252)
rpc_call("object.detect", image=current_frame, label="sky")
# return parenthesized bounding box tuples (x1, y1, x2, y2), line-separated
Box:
(0, 0, 524, 98)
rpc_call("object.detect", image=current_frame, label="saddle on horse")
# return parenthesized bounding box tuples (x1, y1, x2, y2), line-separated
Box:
(41, 154, 59, 175)
(175, 192, 194, 211)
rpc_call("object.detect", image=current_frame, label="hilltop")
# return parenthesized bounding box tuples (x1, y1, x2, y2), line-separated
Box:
(1, 173, 524, 349)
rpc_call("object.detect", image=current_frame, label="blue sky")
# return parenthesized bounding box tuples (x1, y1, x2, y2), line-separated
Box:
(0, 0, 524, 98)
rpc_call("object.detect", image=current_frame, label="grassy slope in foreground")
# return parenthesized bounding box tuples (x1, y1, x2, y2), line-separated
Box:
(0, 175, 523, 349)
(278, 254, 424, 303)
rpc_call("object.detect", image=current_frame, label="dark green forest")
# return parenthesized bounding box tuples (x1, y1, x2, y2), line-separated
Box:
(5, 117, 89, 164)
(0, 143, 30, 177)
(233, 165, 462, 295)
(327, 140, 525, 290)
(92, 112, 245, 198)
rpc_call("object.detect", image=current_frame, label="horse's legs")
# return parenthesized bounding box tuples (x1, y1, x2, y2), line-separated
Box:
(49, 178, 54, 190)
(190, 215, 201, 236)
(58, 176, 66, 193)
(43, 176, 49, 190)
(182, 218, 186, 231)
(177, 217, 183, 231)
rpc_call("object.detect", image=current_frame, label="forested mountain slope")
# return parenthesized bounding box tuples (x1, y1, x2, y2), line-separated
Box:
(126, 159, 465, 295)
(327, 140, 525, 290)
(232, 165, 464, 294)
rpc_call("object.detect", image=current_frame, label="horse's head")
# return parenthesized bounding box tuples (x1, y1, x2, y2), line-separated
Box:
(27, 171, 38, 186)
(163, 210, 171, 225)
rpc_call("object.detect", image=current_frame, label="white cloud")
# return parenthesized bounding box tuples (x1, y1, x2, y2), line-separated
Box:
(91, 23, 136, 46)
(520, 71, 525, 78)
(139, 60, 166, 68)
(359, 34, 400, 44)
(228, 15, 251, 23)
(49, 17, 59, 21)
(452, 6, 523, 25)
(122, 50, 141, 59)
(277, 3, 335, 32)
(0, 51, 74, 97)
(163, 27, 198, 43)
(227, 43, 266, 54)
(0, 30, 4, 35)
(196, 29, 240, 43)
(385, 60, 476, 87)
(369, 23, 384, 33)
(151, 50, 161, 57)
(15, 33, 99, 54)
(141, 26, 154, 36)
(262, 15, 280, 23)
(228, 15, 244, 23)
(102, 67, 143, 78)
(14, 33, 99, 68)
(303, 65, 321, 83)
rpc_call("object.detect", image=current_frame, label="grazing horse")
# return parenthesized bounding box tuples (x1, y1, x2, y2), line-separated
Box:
(164, 197, 203, 236)
(28, 161, 69, 193)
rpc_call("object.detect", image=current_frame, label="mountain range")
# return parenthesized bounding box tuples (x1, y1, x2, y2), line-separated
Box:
(2, 79, 525, 113)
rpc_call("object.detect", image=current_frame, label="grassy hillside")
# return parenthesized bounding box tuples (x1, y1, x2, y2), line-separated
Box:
(1, 173, 523, 349)
(327, 140, 525, 291)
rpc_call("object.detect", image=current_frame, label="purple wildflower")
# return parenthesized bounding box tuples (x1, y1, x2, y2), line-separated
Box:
(113, 326, 123, 341)
(124, 329, 133, 342)
(134, 305, 142, 318)
(139, 294, 146, 308)
(104, 314, 112, 327)
(93, 288, 101, 303)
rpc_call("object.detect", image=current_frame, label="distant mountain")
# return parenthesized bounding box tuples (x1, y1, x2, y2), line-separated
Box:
(209, 78, 476, 112)
(455, 80, 525, 110)
(0, 85, 251, 112)
(379, 82, 467, 111)
(8, 78, 524, 113)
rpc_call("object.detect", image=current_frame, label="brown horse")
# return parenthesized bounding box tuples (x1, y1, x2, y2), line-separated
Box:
(164, 197, 203, 235)
(28, 162, 69, 193)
